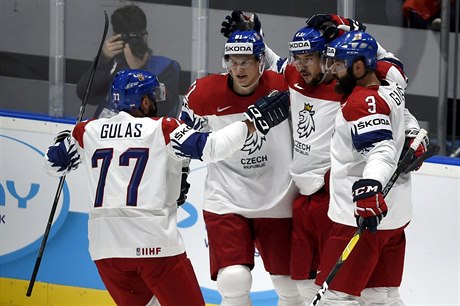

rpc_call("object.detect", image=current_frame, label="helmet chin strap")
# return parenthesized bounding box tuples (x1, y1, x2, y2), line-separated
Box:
(315, 72, 328, 85)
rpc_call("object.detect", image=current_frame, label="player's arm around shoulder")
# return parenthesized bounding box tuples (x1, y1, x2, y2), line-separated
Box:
(169, 90, 290, 162)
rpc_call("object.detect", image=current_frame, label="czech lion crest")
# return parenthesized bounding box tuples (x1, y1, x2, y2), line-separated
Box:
(297, 103, 315, 138)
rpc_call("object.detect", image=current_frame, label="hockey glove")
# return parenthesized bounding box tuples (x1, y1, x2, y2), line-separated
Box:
(45, 130, 81, 176)
(306, 14, 366, 40)
(352, 179, 388, 233)
(221, 10, 263, 38)
(400, 128, 429, 171)
(244, 90, 290, 135)
(177, 167, 191, 206)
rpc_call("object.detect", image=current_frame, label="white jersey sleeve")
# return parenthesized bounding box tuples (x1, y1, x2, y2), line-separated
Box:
(169, 121, 249, 163)
(264, 44, 288, 73)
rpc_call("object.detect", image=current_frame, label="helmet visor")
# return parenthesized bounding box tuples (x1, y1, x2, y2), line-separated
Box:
(322, 57, 348, 75)
(224, 57, 257, 69)
(148, 82, 166, 102)
(289, 53, 317, 69)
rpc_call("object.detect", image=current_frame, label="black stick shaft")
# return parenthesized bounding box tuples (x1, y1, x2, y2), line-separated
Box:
(26, 11, 109, 297)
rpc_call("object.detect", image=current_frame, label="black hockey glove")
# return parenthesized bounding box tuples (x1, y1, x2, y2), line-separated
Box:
(221, 10, 263, 38)
(177, 167, 191, 206)
(244, 90, 290, 135)
(306, 14, 366, 40)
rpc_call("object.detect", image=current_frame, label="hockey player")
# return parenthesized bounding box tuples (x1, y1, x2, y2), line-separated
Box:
(181, 30, 304, 306)
(280, 21, 425, 303)
(220, 11, 427, 304)
(44, 69, 290, 306)
(316, 31, 414, 305)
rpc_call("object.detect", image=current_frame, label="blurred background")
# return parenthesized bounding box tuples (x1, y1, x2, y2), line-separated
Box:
(0, 0, 459, 155)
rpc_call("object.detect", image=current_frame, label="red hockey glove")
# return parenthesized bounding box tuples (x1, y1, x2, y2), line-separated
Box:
(352, 179, 388, 233)
(400, 128, 429, 171)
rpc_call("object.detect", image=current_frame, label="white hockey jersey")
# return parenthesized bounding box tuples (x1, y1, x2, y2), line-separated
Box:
(181, 71, 298, 218)
(57, 112, 250, 260)
(329, 79, 412, 230)
(283, 64, 343, 195)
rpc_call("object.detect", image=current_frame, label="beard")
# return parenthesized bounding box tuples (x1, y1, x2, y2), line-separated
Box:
(334, 72, 356, 95)
(147, 102, 158, 117)
(304, 72, 324, 86)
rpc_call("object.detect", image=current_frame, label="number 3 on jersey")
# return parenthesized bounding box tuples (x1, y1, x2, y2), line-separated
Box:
(92, 148, 149, 207)
(365, 96, 376, 114)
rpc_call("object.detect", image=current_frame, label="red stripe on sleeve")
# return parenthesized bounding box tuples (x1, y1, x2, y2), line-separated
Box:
(161, 117, 181, 145)
(72, 119, 94, 148)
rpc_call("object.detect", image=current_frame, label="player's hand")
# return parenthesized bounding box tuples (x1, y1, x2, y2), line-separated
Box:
(45, 130, 80, 176)
(102, 34, 125, 59)
(244, 90, 290, 135)
(177, 167, 191, 206)
(306, 14, 366, 40)
(400, 128, 429, 171)
(352, 179, 387, 233)
(220, 10, 263, 38)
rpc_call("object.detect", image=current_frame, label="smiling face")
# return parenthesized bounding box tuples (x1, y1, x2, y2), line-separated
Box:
(225, 54, 262, 94)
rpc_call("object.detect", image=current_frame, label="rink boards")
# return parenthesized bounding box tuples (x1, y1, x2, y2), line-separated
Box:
(1, 111, 459, 306)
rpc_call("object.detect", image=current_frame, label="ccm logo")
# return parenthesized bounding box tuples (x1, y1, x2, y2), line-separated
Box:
(353, 185, 379, 197)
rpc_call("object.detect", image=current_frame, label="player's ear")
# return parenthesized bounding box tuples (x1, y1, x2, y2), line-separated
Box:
(140, 96, 150, 112)
(353, 58, 366, 75)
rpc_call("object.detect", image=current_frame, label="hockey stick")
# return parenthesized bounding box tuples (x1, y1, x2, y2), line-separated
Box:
(26, 11, 109, 297)
(403, 144, 440, 174)
(309, 129, 428, 306)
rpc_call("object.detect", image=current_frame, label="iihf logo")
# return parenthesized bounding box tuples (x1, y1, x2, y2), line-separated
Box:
(297, 103, 315, 138)
(136, 248, 141, 256)
(241, 131, 265, 155)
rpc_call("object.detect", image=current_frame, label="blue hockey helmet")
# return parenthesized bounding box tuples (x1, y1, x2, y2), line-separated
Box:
(324, 31, 377, 70)
(111, 69, 166, 112)
(289, 26, 327, 56)
(224, 30, 265, 59)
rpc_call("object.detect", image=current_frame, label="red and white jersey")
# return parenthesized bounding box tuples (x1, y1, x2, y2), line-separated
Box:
(283, 64, 343, 195)
(70, 111, 249, 260)
(181, 71, 298, 218)
(280, 59, 414, 196)
(329, 79, 411, 230)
